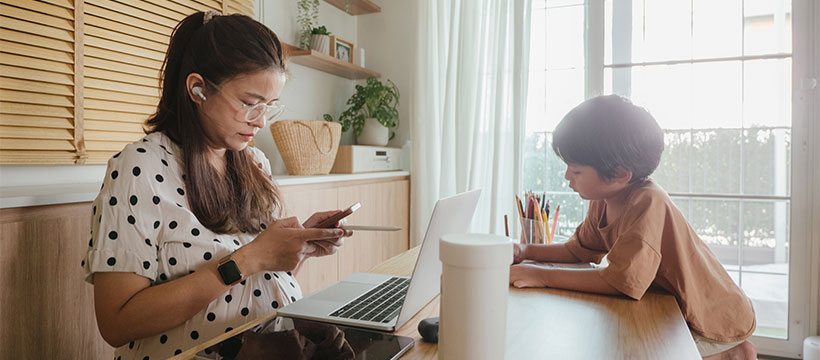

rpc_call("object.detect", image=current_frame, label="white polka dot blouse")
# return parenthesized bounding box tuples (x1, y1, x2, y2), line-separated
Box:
(82, 132, 302, 360)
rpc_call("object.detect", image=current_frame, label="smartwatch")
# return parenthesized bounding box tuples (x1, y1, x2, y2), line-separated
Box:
(217, 254, 243, 286)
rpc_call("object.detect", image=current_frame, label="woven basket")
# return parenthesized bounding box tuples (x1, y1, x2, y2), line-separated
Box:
(270, 120, 342, 175)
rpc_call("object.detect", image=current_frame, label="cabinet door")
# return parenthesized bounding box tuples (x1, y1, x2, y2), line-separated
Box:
(337, 180, 410, 278)
(278, 187, 340, 296)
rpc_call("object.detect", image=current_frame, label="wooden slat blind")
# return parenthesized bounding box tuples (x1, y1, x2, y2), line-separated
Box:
(0, 0, 254, 164)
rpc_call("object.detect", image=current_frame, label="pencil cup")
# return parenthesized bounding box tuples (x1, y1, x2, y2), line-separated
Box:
(520, 218, 550, 244)
(439, 234, 513, 360)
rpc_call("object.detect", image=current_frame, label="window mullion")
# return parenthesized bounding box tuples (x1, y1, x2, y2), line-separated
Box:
(585, 0, 605, 99)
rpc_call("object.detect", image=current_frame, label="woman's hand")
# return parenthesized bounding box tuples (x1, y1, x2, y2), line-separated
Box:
(301, 210, 353, 258)
(237, 216, 345, 274)
(302, 210, 351, 232)
(512, 243, 528, 264)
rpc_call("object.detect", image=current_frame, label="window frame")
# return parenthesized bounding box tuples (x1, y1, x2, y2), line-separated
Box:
(581, 0, 817, 356)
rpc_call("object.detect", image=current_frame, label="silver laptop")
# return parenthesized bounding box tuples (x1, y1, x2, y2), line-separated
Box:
(277, 189, 481, 332)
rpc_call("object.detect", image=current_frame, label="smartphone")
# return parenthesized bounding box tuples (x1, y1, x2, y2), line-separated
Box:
(315, 202, 361, 228)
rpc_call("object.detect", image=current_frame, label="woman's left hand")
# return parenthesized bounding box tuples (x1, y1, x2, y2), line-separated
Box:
(301, 210, 353, 258)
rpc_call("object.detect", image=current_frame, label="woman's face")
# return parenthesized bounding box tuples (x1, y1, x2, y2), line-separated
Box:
(196, 69, 286, 153)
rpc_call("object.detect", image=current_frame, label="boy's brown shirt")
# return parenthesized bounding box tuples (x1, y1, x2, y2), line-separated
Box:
(565, 179, 756, 343)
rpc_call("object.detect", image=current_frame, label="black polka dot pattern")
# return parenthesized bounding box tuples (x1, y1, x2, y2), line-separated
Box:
(207, 312, 216, 321)
(169, 221, 177, 229)
(132, 167, 141, 176)
(107, 257, 116, 266)
(225, 294, 232, 303)
(130, 195, 138, 205)
(271, 301, 279, 309)
(254, 289, 262, 297)
(203, 252, 212, 260)
(241, 307, 249, 316)
(159, 334, 167, 344)
(191, 228, 199, 236)
(190, 331, 198, 340)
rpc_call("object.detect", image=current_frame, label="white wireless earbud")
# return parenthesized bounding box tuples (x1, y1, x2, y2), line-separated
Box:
(192, 86, 207, 101)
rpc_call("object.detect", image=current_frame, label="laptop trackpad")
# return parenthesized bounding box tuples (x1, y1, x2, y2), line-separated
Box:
(311, 282, 375, 303)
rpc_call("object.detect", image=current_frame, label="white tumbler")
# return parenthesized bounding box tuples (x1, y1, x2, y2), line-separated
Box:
(439, 233, 513, 360)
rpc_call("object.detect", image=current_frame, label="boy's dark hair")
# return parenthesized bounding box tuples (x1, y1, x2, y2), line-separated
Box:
(552, 95, 664, 183)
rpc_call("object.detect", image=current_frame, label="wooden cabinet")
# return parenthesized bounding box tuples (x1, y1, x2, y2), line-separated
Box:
(0, 174, 409, 359)
(0, 202, 113, 360)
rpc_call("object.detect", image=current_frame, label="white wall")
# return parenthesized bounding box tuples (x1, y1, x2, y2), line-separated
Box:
(357, 0, 417, 150)
(0, 0, 417, 188)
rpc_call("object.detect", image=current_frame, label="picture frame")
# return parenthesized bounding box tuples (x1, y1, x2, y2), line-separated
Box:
(329, 36, 354, 64)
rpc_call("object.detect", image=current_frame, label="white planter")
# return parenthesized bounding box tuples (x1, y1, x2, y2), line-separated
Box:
(310, 34, 330, 55)
(357, 118, 389, 146)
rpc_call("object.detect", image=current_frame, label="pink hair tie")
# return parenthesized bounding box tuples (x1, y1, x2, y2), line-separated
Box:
(203, 10, 221, 24)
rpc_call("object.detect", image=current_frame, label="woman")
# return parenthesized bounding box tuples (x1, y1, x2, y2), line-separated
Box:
(82, 11, 350, 359)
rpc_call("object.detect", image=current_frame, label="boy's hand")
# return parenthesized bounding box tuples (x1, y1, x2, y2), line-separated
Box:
(512, 243, 527, 264)
(509, 264, 549, 288)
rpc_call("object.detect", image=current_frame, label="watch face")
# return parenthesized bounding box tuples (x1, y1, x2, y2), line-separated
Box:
(218, 260, 242, 285)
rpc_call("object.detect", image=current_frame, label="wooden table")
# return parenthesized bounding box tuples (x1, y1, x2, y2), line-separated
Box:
(174, 247, 701, 359)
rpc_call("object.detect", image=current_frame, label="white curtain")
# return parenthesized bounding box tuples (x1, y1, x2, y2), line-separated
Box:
(411, 0, 532, 245)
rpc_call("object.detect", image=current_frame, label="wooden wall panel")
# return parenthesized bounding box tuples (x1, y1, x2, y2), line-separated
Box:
(0, 202, 114, 360)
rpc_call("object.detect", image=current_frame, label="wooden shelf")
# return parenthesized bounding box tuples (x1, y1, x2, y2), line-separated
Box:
(324, 0, 381, 15)
(284, 42, 381, 80)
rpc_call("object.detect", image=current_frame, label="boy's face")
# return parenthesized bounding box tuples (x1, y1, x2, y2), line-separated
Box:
(564, 164, 629, 200)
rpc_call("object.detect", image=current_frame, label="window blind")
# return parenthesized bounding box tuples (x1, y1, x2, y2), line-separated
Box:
(0, 0, 255, 164)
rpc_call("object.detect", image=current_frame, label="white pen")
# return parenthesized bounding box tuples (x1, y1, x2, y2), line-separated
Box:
(342, 225, 402, 232)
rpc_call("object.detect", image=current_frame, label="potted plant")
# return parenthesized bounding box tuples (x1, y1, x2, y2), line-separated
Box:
(296, 0, 319, 49)
(324, 77, 400, 146)
(309, 26, 331, 55)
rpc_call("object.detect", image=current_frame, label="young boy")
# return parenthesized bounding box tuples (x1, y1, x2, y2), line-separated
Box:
(510, 95, 757, 360)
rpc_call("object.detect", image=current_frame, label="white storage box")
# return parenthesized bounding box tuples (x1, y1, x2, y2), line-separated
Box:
(331, 145, 401, 173)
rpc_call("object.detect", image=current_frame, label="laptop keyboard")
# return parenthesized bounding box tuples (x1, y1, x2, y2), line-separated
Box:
(329, 277, 410, 323)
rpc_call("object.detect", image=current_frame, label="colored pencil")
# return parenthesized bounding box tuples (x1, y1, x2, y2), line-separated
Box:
(551, 205, 561, 241)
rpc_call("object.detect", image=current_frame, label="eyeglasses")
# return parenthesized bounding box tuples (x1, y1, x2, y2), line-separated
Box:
(203, 77, 285, 126)
(237, 99, 285, 125)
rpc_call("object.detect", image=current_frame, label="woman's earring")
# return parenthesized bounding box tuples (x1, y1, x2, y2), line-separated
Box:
(192, 86, 207, 101)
